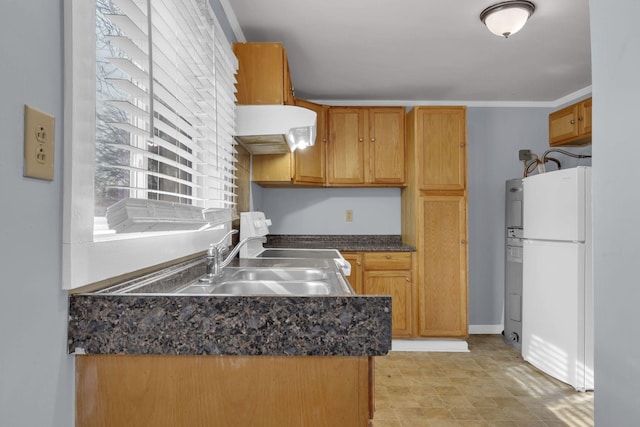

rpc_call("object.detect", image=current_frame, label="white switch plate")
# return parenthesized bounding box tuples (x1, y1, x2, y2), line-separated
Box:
(24, 104, 55, 181)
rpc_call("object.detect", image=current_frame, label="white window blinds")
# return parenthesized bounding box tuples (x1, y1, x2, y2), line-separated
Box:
(95, 0, 237, 233)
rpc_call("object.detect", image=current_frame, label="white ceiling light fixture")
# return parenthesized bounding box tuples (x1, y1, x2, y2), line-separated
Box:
(480, 1, 536, 38)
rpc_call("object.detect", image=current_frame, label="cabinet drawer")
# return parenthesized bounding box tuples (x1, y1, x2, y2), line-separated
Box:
(363, 252, 411, 270)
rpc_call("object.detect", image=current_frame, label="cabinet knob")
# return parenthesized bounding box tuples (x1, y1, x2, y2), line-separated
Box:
(405, 277, 410, 282)
(460, 142, 465, 148)
(356, 260, 361, 266)
(370, 138, 375, 142)
(385, 255, 391, 259)
(461, 239, 468, 244)
(570, 119, 576, 124)
(578, 116, 584, 121)
(358, 137, 364, 142)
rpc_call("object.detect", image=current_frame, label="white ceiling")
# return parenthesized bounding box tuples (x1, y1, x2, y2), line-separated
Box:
(223, 0, 591, 104)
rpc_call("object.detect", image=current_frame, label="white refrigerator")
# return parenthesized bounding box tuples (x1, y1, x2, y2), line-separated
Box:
(522, 166, 594, 391)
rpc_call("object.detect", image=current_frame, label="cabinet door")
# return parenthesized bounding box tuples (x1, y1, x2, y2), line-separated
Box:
(282, 49, 294, 105)
(251, 153, 293, 184)
(341, 252, 362, 294)
(417, 107, 466, 190)
(233, 43, 288, 105)
(418, 195, 468, 337)
(369, 107, 405, 184)
(328, 108, 366, 184)
(578, 98, 592, 136)
(549, 104, 579, 145)
(363, 270, 413, 337)
(294, 99, 326, 184)
(549, 98, 592, 146)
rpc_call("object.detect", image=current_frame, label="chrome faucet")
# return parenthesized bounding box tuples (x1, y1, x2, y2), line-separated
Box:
(200, 230, 267, 282)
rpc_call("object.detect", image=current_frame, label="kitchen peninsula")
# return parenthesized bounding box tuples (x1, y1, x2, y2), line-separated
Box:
(68, 255, 391, 427)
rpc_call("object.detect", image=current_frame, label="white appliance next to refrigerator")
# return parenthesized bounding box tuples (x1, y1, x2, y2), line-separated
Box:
(522, 166, 594, 391)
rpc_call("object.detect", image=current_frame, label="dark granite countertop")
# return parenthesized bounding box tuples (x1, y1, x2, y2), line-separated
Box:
(266, 234, 415, 252)
(68, 294, 390, 356)
(68, 257, 391, 357)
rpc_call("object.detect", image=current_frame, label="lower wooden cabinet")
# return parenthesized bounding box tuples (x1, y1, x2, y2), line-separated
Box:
(76, 355, 374, 427)
(341, 252, 362, 294)
(361, 252, 414, 338)
(418, 195, 468, 338)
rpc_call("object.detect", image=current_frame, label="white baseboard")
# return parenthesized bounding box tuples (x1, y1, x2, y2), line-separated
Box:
(389, 326, 503, 352)
(468, 324, 503, 334)
(391, 339, 469, 352)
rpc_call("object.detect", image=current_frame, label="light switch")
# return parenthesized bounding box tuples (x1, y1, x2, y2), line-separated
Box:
(24, 104, 55, 181)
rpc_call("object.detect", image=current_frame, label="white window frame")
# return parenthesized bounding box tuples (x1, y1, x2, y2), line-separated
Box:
(62, 0, 233, 290)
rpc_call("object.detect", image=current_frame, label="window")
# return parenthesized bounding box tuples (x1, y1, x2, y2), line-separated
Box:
(63, 0, 238, 290)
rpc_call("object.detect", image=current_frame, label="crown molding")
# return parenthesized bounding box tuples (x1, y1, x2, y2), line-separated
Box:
(309, 86, 592, 108)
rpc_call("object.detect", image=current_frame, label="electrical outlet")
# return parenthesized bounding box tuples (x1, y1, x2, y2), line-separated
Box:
(346, 209, 353, 222)
(24, 105, 55, 181)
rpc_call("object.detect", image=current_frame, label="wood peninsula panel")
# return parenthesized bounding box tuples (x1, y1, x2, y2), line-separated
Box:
(76, 355, 371, 427)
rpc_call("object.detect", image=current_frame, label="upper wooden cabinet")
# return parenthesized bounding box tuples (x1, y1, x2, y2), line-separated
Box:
(233, 42, 294, 105)
(294, 99, 327, 184)
(252, 98, 326, 186)
(327, 107, 405, 186)
(369, 108, 406, 184)
(549, 97, 592, 146)
(327, 108, 366, 185)
(408, 107, 466, 191)
(235, 42, 406, 188)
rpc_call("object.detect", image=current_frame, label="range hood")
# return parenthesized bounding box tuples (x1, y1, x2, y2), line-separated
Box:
(235, 105, 317, 155)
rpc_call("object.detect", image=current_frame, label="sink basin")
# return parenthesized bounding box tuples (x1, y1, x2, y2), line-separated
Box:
(220, 267, 328, 282)
(177, 280, 333, 296)
(174, 267, 352, 296)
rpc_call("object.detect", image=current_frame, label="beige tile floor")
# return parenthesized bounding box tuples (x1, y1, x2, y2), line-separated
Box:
(372, 334, 593, 427)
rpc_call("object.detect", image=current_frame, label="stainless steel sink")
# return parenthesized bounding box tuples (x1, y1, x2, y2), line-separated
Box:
(177, 280, 333, 296)
(220, 267, 328, 282)
(94, 258, 354, 296)
(174, 267, 352, 296)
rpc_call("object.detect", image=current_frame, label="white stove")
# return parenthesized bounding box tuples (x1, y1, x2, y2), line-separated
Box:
(239, 211, 351, 276)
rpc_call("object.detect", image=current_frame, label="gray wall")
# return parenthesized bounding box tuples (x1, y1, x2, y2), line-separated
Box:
(0, 1, 74, 426)
(590, 0, 640, 424)
(467, 107, 551, 326)
(258, 187, 401, 234)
